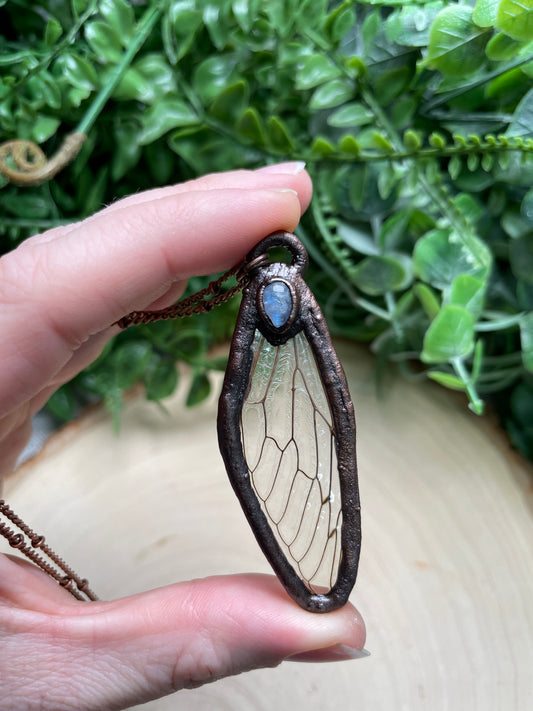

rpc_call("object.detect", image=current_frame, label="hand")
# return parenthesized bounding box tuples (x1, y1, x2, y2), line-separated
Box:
(0, 164, 366, 711)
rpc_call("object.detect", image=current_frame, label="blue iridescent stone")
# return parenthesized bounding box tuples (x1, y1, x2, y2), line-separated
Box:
(262, 280, 292, 328)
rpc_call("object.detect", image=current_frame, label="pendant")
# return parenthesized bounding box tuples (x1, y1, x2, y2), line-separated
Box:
(218, 232, 360, 613)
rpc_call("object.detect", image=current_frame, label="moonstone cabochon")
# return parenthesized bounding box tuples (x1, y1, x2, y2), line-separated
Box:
(261, 280, 292, 328)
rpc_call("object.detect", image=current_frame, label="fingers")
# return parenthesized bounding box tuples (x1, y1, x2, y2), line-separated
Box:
(92, 162, 311, 220)
(0, 167, 312, 415)
(24, 164, 311, 245)
(0, 573, 365, 710)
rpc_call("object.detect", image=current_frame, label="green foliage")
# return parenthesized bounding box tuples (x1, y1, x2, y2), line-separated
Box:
(2, 0, 533, 459)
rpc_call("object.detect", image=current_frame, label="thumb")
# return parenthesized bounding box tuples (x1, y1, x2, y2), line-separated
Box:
(3, 573, 366, 710)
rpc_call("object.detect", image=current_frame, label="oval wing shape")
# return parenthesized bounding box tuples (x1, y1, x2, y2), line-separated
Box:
(218, 234, 360, 613)
(241, 331, 343, 593)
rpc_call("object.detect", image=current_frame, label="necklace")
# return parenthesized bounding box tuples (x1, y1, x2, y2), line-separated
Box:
(1, 232, 360, 612)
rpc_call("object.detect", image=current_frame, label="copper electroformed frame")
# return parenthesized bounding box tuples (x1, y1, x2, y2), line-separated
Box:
(217, 232, 361, 613)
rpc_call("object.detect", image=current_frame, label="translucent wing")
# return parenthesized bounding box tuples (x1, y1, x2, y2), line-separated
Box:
(241, 331, 342, 593)
(218, 231, 360, 613)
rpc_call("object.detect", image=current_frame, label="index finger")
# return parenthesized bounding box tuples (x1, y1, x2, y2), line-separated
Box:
(0, 169, 311, 412)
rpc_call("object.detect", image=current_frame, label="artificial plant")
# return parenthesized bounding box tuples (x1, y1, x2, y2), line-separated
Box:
(1, 0, 533, 458)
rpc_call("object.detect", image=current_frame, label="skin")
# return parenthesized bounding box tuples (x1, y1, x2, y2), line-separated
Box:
(0, 164, 366, 711)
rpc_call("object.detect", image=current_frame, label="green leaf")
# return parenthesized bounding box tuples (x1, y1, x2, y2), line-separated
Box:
(496, 0, 533, 40)
(144, 358, 179, 400)
(422, 305, 475, 363)
(55, 52, 99, 91)
(452, 193, 483, 224)
(0, 192, 51, 219)
(352, 255, 408, 295)
(449, 274, 486, 319)
(413, 228, 492, 289)
(171, 329, 208, 361)
(326, 2, 356, 43)
(374, 66, 411, 105)
(362, 10, 380, 50)
(370, 131, 394, 152)
(146, 141, 175, 184)
(263, 0, 294, 36)
(386, 3, 445, 47)
(111, 120, 142, 181)
(391, 95, 416, 129)
(403, 128, 422, 151)
(112, 67, 154, 102)
(518, 281, 533, 309)
(337, 222, 378, 256)
(377, 163, 399, 199)
(98, 0, 135, 44)
(348, 164, 368, 210)
(522, 187, 533, 224)
(309, 79, 353, 109)
(448, 155, 462, 180)
(295, 54, 341, 90)
(232, 0, 260, 33)
(268, 116, 295, 151)
(203, 3, 231, 49)
(193, 55, 239, 102)
(429, 131, 446, 149)
(509, 234, 533, 283)
(473, 0, 499, 27)
(112, 341, 153, 389)
(378, 208, 412, 251)
(426, 5, 489, 75)
(338, 134, 360, 155)
(134, 55, 177, 97)
(44, 17, 63, 46)
(210, 81, 249, 122)
(46, 386, 77, 421)
(80, 165, 109, 216)
(72, 0, 90, 14)
(85, 21, 123, 64)
(310, 136, 336, 156)
(31, 115, 61, 142)
(485, 31, 524, 60)
(427, 371, 467, 390)
(415, 283, 441, 319)
(186, 371, 211, 407)
(163, 2, 202, 64)
(139, 98, 198, 145)
(505, 87, 533, 138)
(327, 102, 373, 127)
(520, 312, 533, 371)
(502, 209, 531, 238)
(237, 107, 267, 144)
(27, 72, 62, 110)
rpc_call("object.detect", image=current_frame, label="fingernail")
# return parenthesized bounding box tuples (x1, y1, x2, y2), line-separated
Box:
(286, 646, 371, 663)
(256, 161, 306, 175)
(267, 188, 299, 196)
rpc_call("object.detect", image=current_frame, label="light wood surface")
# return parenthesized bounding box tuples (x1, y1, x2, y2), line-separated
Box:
(2, 342, 533, 710)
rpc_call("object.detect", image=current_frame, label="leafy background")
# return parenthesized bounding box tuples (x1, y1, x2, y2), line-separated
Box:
(2, 0, 533, 460)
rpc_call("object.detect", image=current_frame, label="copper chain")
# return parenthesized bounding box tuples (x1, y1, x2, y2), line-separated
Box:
(0, 499, 98, 601)
(1, 250, 270, 601)
(116, 252, 270, 328)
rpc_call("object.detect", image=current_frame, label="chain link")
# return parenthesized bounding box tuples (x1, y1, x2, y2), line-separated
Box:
(116, 252, 270, 328)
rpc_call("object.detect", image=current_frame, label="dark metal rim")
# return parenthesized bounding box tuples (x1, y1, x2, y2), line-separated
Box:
(218, 236, 360, 613)
(246, 231, 309, 276)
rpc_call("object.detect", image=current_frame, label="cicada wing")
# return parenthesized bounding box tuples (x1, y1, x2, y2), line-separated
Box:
(241, 331, 343, 593)
(218, 264, 359, 613)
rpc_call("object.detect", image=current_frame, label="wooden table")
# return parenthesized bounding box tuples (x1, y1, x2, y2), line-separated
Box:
(3, 342, 533, 710)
